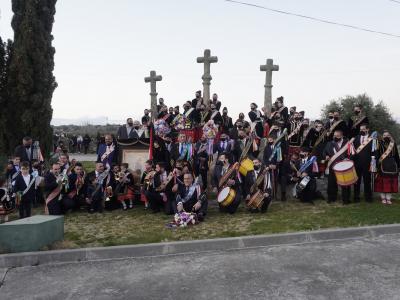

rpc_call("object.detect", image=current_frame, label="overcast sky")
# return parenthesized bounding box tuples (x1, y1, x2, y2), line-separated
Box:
(1, 0, 399, 124)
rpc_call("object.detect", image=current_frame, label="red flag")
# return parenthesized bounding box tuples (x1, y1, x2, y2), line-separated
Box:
(149, 123, 154, 160)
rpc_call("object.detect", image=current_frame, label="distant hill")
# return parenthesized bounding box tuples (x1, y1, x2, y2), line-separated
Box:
(51, 116, 124, 126)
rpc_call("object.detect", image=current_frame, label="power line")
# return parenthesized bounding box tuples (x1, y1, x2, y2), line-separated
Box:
(224, 0, 400, 39)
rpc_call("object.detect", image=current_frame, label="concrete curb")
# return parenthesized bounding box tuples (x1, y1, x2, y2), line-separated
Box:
(1, 224, 400, 268)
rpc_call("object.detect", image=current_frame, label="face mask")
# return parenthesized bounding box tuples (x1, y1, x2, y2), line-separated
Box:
(223, 112, 227, 115)
(254, 165, 260, 171)
(334, 137, 341, 142)
(165, 141, 171, 145)
(268, 141, 274, 145)
(220, 138, 226, 142)
(384, 137, 391, 143)
(25, 145, 31, 149)
(334, 117, 339, 121)
(134, 126, 140, 130)
(354, 110, 360, 115)
(303, 124, 309, 128)
(329, 116, 334, 120)
(128, 122, 133, 126)
(299, 154, 306, 159)
(360, 131, 367, 136)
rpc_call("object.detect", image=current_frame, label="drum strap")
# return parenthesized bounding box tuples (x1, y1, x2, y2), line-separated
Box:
(299, 156, 317, 173)
(356, 136, 373, 154)
(210, 110, 219, 121)
(352, 115, 367, 129)
(326, 120, 345, 137)
(327, 138, 355, 170)
(379, 141, 395, 164)
(184, 108, 194, 118)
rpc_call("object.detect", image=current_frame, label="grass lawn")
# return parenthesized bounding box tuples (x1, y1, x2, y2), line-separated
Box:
(4, 161, 400, 250)
(6, 197, 399, 251)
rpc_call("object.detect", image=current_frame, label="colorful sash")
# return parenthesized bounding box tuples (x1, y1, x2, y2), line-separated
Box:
(327, 138, 355, 170)
(356, 132, 377, 154)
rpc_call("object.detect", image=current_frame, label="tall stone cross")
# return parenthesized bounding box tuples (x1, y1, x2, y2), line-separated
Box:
(144, 70, 162, 122)
(260, 58, 279, 114)
(197, 49, 218, 107)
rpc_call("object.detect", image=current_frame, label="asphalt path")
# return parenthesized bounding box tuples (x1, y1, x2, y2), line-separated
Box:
(1, 234, 400, 300)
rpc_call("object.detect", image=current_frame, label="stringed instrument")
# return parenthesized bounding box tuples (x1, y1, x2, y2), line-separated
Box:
(156, 170, 176, 192)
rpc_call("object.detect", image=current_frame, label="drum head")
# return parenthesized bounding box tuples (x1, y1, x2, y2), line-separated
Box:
(333, 160, 354, 171)
(217, 187, 230, 203)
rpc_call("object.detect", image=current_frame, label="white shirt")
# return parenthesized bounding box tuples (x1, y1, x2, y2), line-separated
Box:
(22, 174, 31, 187)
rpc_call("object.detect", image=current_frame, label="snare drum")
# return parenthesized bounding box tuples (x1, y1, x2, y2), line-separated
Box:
(333, 160, 358, 187)
(239, 158, 254, 176)
(217, 187, 236, 207)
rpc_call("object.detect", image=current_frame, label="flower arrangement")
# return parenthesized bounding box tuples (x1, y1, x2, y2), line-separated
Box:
(173, 211, 198, 227)
(154, 119, 171, 136)
(203, 120, 218, 139)
(173, 115, 186, 131)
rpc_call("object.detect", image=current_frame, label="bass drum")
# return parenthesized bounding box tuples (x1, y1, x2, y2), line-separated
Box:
(333, 160, 358, 187)
(217, 187, 236, 207)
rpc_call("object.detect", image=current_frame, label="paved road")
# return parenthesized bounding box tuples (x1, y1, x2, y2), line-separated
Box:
(69, 153, 97, 162)
(1, 234, 400, 300)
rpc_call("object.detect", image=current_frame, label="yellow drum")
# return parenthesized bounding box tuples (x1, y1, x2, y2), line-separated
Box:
(217, 187, 236, 207)
(333, 160, 358, 187)
(239, 158, 254, 176)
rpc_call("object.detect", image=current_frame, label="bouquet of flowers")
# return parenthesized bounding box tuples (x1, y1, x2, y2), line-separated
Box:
(172, 211, 198, 227)
(173, 115, 186, 131)
(203, 120, 218, 139)
(154, 119, 171, 136)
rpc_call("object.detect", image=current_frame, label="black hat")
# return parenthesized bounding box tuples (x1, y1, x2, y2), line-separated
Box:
(290, 106, 296, 111)
(301, 146, 311, 153)
(276, 96, 284, 103)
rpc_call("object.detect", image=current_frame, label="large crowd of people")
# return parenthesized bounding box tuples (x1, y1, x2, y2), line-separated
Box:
(1, 90, 399, 225)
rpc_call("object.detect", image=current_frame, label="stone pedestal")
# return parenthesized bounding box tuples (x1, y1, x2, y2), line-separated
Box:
(0, 215, 64, 253)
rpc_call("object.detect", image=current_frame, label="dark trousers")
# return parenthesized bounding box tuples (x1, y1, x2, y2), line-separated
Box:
(145, 191, 166, 213)
(328, 171, 350, 203)
(298, 178, 317, 203)
(354, 167, 372, 202)
(199, 170, 208, 189)
(89, 196, 103, 213)
(279, 175, 288, 200)
(19, 198, 32, 219)
(47, 197, 62, 215)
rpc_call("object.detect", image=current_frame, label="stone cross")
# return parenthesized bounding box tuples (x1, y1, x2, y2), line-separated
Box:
(197, 49, 218, 107)
(260, 59, 279, 114)
(144, 70, 162, 122)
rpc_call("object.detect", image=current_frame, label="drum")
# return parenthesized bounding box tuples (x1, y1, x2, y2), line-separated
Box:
(217, 187, 236, 207)
(333, 160, 358, 187)
(239, 158, 254, 176)
(247, 190, 264, 209)
(295, 176, 311, 197)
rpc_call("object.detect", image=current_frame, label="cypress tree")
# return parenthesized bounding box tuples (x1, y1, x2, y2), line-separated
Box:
(0, 37, 6, 155)
(7, 0, 57, 156)
(0, 38, 13, 155)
